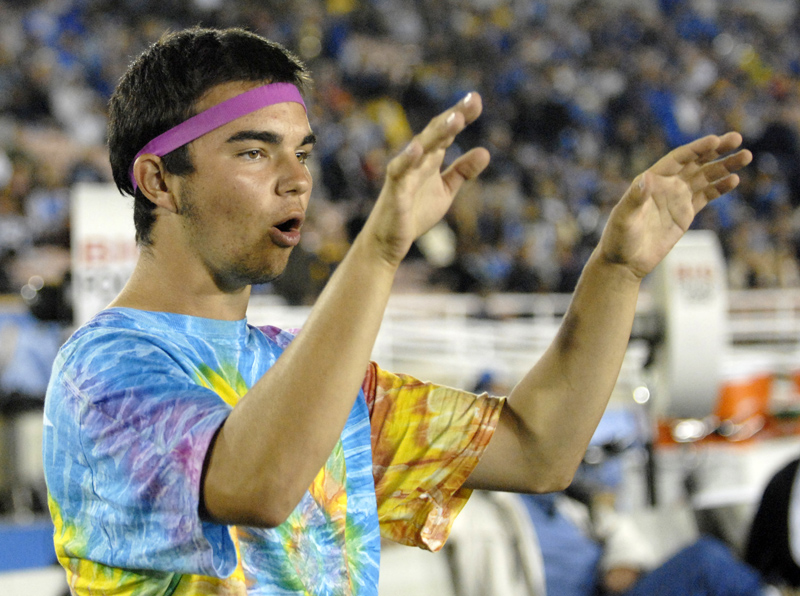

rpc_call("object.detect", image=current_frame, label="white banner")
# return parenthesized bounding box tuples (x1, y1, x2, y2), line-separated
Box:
(70, 183, 138, 327)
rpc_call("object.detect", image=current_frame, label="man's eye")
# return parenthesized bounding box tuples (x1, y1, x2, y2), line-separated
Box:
(296, 151, 311, 164)
(241, 149, 263, 160)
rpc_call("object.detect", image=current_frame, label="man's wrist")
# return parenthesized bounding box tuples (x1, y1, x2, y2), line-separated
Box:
(586, 247, 645, 288)
(348, 229, 404, 278)
(349, 215, 411, 272)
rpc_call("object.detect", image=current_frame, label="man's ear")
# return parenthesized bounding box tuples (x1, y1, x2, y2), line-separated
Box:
(132, 154, 179, 213)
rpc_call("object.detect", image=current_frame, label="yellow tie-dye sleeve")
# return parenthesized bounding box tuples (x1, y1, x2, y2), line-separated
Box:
(362, 362, 504, 552)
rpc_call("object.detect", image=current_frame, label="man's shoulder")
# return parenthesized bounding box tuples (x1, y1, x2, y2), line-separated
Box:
(55, 308, 206, 380)
(64, 308, 173, 353)
(57, 310, 294, 375)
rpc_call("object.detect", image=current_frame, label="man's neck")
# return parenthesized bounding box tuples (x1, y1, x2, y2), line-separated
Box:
(108, 249, 251, 321)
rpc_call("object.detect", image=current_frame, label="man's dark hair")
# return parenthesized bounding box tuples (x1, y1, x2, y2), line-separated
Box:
(107, 27, 311, 246)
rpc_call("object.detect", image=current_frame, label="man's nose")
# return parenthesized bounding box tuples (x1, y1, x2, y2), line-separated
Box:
(276, 154, 312, 197)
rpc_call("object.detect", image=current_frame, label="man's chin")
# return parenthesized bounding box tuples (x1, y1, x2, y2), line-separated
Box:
(213, 264, 287, 293)
(247, 272, 283, 287)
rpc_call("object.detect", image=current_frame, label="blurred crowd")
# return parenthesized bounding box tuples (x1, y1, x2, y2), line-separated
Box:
(1, 0, 800, 306)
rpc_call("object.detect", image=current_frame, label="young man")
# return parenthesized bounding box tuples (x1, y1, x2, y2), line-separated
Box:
(43, 27, 752, 596)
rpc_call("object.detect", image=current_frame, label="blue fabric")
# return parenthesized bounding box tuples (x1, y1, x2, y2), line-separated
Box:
(521, 494, 765, 596)
(625, 537, 763, 596)
(0, 519, 57, 571)
(520, 494, 601, 596)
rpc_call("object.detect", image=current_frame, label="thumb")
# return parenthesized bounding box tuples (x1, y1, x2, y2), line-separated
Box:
(441, 147, 491, 196)
(625, 172, 650, 208)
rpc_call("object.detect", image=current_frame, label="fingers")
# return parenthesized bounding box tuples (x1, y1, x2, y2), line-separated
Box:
(687, 148, 752, 195)
(651, 132, 748, 178)
(692, 150, 750, 185)
(707, 173, 741, 200)
(643, 132, 752, 214)
(689, 146, 752, 211)
(385, 138, 424, 183)
(670, 132, 743, 167)
(441, 147, 491, 196)
(385, 92, 484, 185)
(623, 133, 752, 224)
(413, 91, 482, 158)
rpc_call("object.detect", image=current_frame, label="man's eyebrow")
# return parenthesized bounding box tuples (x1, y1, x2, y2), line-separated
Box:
(225, 130, 317, 147)
(226, 130, 282, 145)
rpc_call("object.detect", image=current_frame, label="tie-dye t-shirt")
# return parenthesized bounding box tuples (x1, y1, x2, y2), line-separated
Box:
(43, 308, 503, 595)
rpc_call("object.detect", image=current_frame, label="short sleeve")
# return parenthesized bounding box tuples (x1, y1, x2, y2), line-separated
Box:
(43, 329, 238, 578)
(362, 362, 503, 551)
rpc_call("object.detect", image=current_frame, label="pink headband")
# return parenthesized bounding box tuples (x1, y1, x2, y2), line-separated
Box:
(130, 82, 306, 191)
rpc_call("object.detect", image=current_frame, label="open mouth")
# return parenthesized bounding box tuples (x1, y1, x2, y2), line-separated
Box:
(269, 214, 305, 247)
(275, 217, 302, 233)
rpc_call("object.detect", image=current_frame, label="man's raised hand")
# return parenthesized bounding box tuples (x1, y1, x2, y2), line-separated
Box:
(599, 132, 753, 279)
(363, 92, 491, 268)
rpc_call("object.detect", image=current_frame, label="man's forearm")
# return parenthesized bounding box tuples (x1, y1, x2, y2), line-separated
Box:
(506, 248, 642, 485)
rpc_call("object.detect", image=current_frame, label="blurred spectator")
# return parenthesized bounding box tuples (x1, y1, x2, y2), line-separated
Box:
(1, 0, 800, 303)
(522, 487, 782, 596)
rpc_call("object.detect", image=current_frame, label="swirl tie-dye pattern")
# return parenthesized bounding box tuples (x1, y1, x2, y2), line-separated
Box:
(43, 308, 503, 595)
